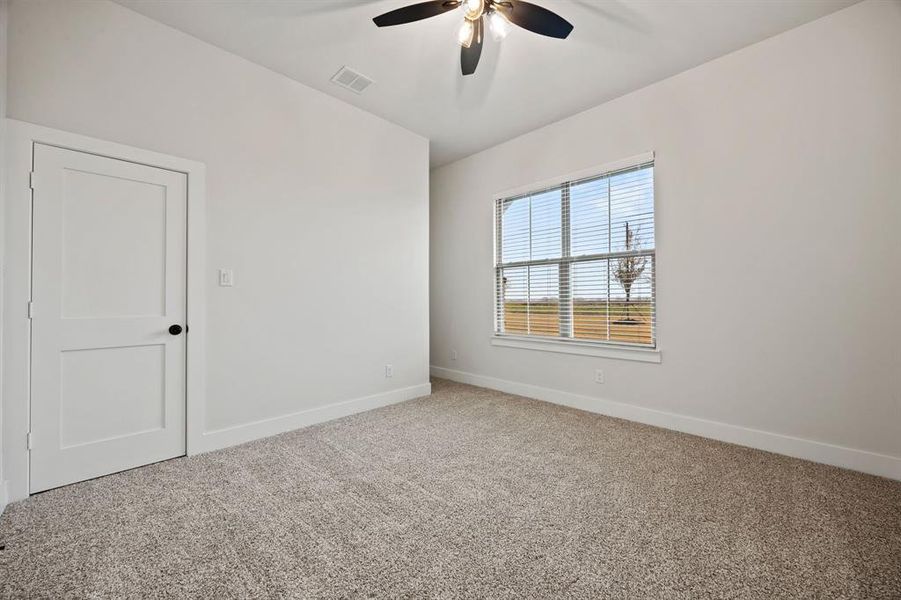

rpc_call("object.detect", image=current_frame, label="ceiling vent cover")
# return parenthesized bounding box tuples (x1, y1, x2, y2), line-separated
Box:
(330, 66, 374, 94)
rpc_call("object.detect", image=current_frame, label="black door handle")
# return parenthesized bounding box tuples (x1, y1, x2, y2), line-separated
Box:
(169, 324, 183, 336)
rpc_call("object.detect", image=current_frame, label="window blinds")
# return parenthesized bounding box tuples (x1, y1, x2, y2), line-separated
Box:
(495, 161, 655, 347)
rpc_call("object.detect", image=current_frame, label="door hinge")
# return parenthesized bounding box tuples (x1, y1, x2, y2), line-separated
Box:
(29, 171, 37, 190)
(27, 431, 34, 450)
(27, 301, 35, 319)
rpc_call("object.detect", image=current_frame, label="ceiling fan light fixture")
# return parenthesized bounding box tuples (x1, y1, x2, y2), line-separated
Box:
(457, 19, 474, 47)
(488, 10, 509, 40)
(464, 0, 484, 20)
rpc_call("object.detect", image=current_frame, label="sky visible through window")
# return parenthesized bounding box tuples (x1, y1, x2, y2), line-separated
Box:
(500, 167, 654, 303)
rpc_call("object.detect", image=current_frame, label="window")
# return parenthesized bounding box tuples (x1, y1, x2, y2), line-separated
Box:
(494, 160, 655, 348)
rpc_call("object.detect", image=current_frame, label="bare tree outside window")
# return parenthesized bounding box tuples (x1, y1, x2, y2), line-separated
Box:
(613, 222, 647, 324)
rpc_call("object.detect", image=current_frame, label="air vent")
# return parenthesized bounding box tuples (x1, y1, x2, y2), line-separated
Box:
(330, 66, 374, 94)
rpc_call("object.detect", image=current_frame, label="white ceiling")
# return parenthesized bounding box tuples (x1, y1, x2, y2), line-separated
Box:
(115, 0, 858, 166)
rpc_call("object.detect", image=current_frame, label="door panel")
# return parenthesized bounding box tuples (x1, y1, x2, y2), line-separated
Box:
(60, 344, 166, 448)
(61, 170, 168, 318)
(30, 144, 187, 493)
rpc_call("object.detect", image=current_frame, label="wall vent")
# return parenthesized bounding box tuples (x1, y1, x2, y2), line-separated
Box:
(330, 66, 374, 94)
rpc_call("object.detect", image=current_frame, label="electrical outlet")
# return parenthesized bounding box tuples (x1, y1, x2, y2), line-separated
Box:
(385, 364, 393, 378)
(451, 349, 458, 361)
(595, 369, 605, 384)
(218, 268, 234, 287)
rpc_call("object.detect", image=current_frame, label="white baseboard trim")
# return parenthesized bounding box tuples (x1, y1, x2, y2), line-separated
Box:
(196, 382, 432, 454)
(431, 366, 901, 481)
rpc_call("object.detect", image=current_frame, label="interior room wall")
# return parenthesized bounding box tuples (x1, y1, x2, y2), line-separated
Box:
(430, 0, 901, 477)
(3, 0, 429, 469)
(0, 0, 9, 512)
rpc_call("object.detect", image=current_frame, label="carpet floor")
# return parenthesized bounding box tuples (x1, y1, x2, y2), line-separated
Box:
(1, 378, 900, 599)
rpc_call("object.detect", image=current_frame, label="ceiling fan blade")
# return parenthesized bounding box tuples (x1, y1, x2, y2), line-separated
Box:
(461, 16, 484, 75)
(373, 0, 461, 27)
(496, 0, 573, 39)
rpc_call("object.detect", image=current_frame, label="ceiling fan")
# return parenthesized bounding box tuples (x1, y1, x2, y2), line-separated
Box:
(373, 0, 573, 76)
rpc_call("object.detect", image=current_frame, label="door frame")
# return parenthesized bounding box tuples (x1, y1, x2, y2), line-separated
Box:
(2, 119, 207, 502)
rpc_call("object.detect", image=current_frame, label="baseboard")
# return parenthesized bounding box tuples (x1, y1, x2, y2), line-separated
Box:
(431, 366, 901, 481)
(196, 382, 432, 454)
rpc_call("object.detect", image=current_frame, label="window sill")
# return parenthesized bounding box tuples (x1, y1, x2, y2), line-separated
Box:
(490, 335, 662, 363)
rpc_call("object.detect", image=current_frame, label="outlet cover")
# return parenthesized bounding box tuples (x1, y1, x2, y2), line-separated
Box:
(218, 268, 234, 287)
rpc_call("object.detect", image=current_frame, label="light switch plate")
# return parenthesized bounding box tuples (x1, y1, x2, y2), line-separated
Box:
(218, 268, 234, 287)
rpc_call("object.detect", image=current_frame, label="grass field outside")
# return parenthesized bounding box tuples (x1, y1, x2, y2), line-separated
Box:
(501, 300, 654, 345)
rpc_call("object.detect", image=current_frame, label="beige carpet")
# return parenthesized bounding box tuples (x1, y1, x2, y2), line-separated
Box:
(1, 378, 899, 599)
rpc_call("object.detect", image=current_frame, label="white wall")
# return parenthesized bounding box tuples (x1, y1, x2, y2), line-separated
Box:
(430, 0, 901, 475)
(0, 0, 8, 512)
(3, 0, 429, 470)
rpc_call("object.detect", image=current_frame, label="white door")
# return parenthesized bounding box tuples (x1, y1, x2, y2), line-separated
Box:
(30, 143, 188, 493)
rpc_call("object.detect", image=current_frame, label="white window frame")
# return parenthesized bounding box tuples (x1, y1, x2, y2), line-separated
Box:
(491, 152, 661, 363)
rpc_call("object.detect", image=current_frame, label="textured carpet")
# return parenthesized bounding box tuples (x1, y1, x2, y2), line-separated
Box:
(1, 378, 900, 599)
